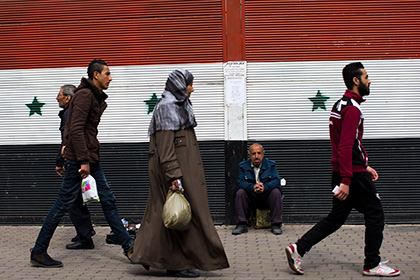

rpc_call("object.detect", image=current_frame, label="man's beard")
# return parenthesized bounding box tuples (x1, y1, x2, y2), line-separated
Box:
(359, 82, 370, 96)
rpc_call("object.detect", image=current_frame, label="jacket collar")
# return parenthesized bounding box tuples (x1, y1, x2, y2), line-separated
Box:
(344, 89, 365, 104)
(77, 77, 108, 101)
(58, 105, 69, 118)
(249, 157, 268, 170)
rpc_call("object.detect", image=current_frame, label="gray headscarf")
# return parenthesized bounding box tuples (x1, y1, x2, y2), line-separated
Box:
(148, 69, 197, 135)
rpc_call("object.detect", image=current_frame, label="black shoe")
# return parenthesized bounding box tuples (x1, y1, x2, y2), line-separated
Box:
(66, 241, 94, 250)
(232, 224, 248, 235)
(30, 249, 63, 268)
(71, 235, 79, 243)
(142, 265, 150, 271)
(71, 229, 96, 243)
(166, 269, 200, 278)
(123, 241, 134, 262)
(271, 224, 283, 235)
(106, 232, 118, 245)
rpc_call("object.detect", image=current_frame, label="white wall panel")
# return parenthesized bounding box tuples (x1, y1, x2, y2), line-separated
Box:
(1, 59, 419, 145)
(246, 59, 420, 140)
(0, 63, 225, 145)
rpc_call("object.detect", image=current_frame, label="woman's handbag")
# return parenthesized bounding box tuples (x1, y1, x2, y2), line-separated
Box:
(162, 180, 192, 231)
(81, 175, 100, 205)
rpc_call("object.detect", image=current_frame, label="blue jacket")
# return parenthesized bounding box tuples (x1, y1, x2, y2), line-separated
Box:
(238, 157, 281, 193)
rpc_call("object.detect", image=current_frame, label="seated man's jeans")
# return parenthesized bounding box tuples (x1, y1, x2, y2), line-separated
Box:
(235, 188, 283, 224)
(33, 161, 132, 253)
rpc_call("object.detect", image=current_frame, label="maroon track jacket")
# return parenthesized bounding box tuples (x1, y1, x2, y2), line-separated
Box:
(329, 90, 368, 185)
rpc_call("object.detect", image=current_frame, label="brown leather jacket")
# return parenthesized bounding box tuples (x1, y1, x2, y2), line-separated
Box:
(62, 78, 108, 163)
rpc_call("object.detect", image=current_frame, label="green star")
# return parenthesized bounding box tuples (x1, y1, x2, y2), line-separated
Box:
(26, 96, 45, 116)
(144, 93, 159, 114)
(309, 90, 329, 111)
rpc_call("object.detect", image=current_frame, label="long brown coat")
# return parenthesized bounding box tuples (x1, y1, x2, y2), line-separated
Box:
(127, 127, 229, 271)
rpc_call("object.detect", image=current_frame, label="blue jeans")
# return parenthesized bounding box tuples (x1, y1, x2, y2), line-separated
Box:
(33, 161, 133, 253)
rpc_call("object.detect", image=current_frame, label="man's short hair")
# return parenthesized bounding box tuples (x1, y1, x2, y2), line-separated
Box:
(342, 62, 364, 90)
(61, 84, 76, 97)
(249, 143, 265, 154)
(87, 59, 108, 80)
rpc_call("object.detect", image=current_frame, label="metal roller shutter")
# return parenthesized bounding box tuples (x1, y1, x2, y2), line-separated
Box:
(0, 1, 227, 224)
(245, 59, 420, 141)
(256, 139, 420, 223)
(0, 141, 227, 225)
(243, 0, 420, 223)
(0, 0, 224, 70)
(244, 0, 420, 62)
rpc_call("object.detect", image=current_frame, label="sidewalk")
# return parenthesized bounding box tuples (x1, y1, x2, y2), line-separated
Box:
(0, 224, 417, 280)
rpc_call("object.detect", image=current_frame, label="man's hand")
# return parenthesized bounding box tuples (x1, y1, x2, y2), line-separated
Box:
(55, 166, 65, 177)
(78, 163, 90, 179)
(334, 183, 350, 201)
(253, 183, 265, 194)
(366, 166, 379, 181)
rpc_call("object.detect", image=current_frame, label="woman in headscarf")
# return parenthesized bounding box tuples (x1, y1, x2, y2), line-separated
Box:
(127, 69, 229, 278)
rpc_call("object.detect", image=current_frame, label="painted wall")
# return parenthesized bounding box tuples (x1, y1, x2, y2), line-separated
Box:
(0, 0, 419, 224)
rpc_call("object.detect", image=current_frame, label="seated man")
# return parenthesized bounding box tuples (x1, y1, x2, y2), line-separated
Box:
(232, 143, 283, 235)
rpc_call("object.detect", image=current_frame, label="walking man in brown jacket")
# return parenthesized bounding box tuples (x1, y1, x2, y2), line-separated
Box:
(30, 59, 133, 268)
(55, 84, 96, 249)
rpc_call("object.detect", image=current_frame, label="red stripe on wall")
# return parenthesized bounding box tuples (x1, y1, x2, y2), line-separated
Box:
(224, 0, 246, 61)
(245, 0, 420, 62)
(1, 0, 419, 70)
(0, 0, 223, 70)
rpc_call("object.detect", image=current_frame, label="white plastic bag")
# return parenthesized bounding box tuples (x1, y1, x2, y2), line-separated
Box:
(81, 175, 100, 205)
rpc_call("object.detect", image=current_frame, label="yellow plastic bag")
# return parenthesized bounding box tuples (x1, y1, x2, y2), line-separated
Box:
(255, 209, 271, 229)
(162, 187, 191, 231)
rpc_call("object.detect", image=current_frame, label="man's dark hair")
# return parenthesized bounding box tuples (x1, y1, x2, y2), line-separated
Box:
(342, 62, 364, 90)
(61, 84, 76, 97)
(87, 59, 108, 79)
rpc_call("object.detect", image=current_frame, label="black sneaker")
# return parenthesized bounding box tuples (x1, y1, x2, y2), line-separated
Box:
(232, 224, 248, 235)
(271, 224, 283, 235)
(30, 249, 63, 268)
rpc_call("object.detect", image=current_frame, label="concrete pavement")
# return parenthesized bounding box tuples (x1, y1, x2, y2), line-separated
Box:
(0, 224, 418, 280)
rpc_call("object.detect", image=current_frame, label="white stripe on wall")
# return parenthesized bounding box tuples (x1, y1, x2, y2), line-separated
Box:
(246, 59, 420, 140)
(0, 63, 225, 145)
(0, 59, 419, 145)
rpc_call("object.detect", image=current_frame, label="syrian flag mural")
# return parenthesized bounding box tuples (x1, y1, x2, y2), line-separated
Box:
(0, 0, 419, 224)
(1, 59, 419, 145)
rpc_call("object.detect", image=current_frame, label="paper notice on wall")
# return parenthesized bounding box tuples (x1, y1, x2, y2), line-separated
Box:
(224, 61, 246, 104)
(225, 78, 245, 104)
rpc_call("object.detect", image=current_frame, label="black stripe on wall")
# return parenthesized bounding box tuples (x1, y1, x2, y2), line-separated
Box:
(244, 138, 420, 223)
(0, 138, 419, 225)
(0, 141, 226, 225)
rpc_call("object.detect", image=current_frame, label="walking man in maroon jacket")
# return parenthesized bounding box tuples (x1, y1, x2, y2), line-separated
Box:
(285, 62, 400, 277)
